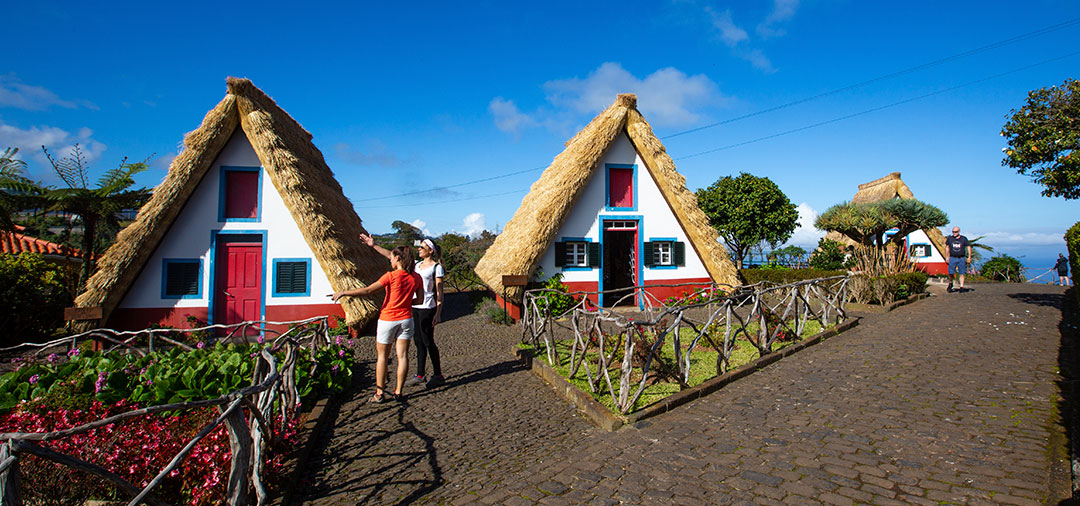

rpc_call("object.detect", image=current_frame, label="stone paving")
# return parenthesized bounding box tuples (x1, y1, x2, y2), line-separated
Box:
(296, 283, 1073, 505)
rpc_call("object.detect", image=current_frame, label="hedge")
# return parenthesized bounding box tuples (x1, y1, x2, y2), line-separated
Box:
(739, 268, 847, 285)
(1067, 221, 1080, 303)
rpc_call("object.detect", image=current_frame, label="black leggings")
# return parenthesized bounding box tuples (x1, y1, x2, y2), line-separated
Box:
(412, 307, 442, 377)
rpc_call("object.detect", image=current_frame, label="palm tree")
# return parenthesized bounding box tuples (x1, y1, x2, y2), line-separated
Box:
(967, 235, 995, 268)
(42, 144, 152, 290)
(0, 147, 42, 232)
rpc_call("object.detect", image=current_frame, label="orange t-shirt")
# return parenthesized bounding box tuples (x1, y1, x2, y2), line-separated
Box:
(378, 270, 421, 321)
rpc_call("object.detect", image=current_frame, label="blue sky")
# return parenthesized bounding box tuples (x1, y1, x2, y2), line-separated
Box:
(2, 1, 1078, 269)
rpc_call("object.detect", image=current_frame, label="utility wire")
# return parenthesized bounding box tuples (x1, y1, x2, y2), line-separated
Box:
(352, 188, 528, 209)
(660, 15, 1080, 140)
(350, 17, 1080, 204)
(674, 50, 1080, 160)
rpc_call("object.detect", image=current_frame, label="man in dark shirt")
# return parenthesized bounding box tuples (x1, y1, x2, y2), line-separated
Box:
(944, 227, 971, 293)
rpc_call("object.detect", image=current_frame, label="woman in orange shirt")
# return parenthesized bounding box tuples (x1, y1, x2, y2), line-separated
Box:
(331, 245, 422, 402)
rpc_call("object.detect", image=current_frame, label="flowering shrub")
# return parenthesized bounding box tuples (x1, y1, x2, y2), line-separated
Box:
(0, 341, 356, 412)
(0, 400, 299, 505)
(663, 288, 725, 307)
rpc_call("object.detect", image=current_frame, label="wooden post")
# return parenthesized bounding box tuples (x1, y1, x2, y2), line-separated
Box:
(0, 442, 20, 506)
(222, 406, 252, 506)
(501, 275, 528, 322)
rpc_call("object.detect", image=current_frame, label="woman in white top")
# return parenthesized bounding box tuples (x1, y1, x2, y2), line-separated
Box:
(359, 234, 445, 388)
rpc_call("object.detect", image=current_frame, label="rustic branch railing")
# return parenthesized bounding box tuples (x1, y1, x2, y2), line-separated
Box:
(521, 277, 849, 414)
(0, 316, 335, 506)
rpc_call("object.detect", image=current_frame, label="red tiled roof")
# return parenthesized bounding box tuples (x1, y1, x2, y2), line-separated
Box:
(0, 226, 83, 258)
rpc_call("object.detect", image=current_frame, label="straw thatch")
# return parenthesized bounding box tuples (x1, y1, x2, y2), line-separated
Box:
(475, 94, 740, 303)
(76, 77, 387, 329)
(824, 172, 948, 255)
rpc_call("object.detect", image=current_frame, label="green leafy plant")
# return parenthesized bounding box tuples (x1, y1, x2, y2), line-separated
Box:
(0, 253, 74, 345)
(530, 272, 580, 317)
(981, 254, 1025, 282)
(696, 173, 799, 267)
(808, 238, 849, 270)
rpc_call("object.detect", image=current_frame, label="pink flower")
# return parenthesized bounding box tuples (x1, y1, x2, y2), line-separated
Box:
(28, 374, 38, 384)
(196, 342, 205, 349)
(47, 353, 58, 363)
(95, 371, 108, 393)
(67, 347, 80, 357)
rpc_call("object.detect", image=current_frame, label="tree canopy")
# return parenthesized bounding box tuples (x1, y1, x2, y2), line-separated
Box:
(1001, 78, 1080, 199)
(42, 144, 152, 289)
(814, 198, 948, 248)
(695, 173, 799, 267)
(0, 147, 40, 232)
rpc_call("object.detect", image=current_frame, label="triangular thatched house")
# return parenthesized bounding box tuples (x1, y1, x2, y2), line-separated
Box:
(824, 172, 949, 274)
(475, 94, 740, 317)
(76, 77, 387, 331)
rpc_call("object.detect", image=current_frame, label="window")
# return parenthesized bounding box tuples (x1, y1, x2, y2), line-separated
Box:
(606, 165, 636, 210)
(644, 240, 685, 268)
(273, 259, 311, 297)
(162, 259, 202, 299)
(554, 240, 600, 269)
(909, 244, 931, 258)
(219, 167, 261, 221)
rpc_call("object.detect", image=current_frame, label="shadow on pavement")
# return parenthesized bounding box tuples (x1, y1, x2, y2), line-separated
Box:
(1010, 291, 1066, 308)
(1057, 288, 1079, 504)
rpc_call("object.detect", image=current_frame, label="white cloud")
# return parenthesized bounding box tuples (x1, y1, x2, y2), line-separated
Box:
(542, 62, 726, 127)
(969, 231, 1064, 246)
(462, 212, 487, 238)
(411, 218, 431, 237)
(786, 202, 825, 247)
(757, 0, 799, 38)
(706, 8, 749, 47)
(489, 97, 537, 136)
(0, 120, 107, 168)
(0, 74, 97, 111)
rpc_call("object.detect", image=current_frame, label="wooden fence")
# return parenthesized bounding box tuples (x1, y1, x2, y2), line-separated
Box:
(0, 316, 335, 506)
(521, 277, 849, 414)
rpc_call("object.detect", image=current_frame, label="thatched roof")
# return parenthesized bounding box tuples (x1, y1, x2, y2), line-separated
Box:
(76, 77, 387, 328)
(824, 172, 947, 256)
(475, 94, 741, 302)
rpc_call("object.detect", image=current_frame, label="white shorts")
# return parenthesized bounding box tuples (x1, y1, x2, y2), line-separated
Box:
(376, 318, 414, 345)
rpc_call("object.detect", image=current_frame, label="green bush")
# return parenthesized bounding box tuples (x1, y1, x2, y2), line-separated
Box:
(740, 268, 847, 285)
(891, 272, 929, 299)
(980, 254, 1025, 282)
(529, 273, 580, 317)
(808, 238, 849, 270)
(1067, 222, 1080, 303)
(0, 253, 74, 345)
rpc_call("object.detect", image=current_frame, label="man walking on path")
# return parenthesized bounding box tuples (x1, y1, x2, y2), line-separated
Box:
(945, 226, 972, 292)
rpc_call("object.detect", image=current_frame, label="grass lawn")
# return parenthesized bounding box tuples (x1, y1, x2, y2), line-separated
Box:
(521, 319, 830, 414)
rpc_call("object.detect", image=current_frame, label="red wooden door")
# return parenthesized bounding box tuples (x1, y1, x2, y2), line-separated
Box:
(214, 241, 262, 328)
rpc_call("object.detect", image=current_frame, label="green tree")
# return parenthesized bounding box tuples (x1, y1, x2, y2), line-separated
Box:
(808, 238, 848, 270)
(966, 235, 995, 267)
(1001, 78, 1079, 199)
(696, 173, 799, 267)
(42, 144, 152, 290)
(390, 220, 424, 245)
(0, 253, 74, 344)
(815, 199, 947, 248)
(0, 147, 42, 232)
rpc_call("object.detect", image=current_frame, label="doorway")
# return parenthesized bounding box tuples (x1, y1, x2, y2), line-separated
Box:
(213, 234, 263, 334)
(602, 220, 638, 307)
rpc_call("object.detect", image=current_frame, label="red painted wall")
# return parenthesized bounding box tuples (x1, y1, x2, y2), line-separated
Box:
(108, 304, 347, 334)
(915, 261, 948, 275)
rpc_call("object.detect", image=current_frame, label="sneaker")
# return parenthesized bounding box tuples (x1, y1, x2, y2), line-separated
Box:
(404, 375, 425, 387)
(426, 375, 445, 388)
(946, 282, 953, 293)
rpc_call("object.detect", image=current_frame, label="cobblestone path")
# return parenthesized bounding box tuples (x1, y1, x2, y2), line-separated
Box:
(297, 283, 1072, 505)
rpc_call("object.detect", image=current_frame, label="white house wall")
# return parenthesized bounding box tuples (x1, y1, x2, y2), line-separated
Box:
(908, 229, 945, 264)
(118, 131, 334, 309)
(535, 133, 710, 282)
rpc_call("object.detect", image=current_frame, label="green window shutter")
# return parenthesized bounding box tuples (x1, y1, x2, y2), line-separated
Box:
(165, 262, 200, 296)
(554, 242, 566, 267)
(276, 261, 308, 294)
(643, 242, 655, 267)
(674, 242, 686, 267)
(588, 242, 601, 268)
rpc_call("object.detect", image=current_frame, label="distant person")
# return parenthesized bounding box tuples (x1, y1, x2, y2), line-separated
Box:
(1055, 253, 1071, 287)
(330, 244, 422, 403)
(945, 227, 972, 293)
(360, 234, 446, 388)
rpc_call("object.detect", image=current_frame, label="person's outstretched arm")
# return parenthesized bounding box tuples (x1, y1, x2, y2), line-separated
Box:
(329, 280, 383, 302)
(360, 233, 392, 260)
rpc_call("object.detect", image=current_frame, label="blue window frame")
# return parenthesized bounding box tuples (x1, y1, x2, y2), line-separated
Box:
(161, 259, 202, 299)
(218, 166, 263, 222)
(272, 258, 312, 297)
(604, 163, 638, 211)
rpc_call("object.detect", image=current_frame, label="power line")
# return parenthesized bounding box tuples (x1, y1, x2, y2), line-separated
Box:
(347, 17, 1080, 205)
(675, 50, 1080, 160)
(660, 15, 1080, 140)
(352, 188, 528, 209)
